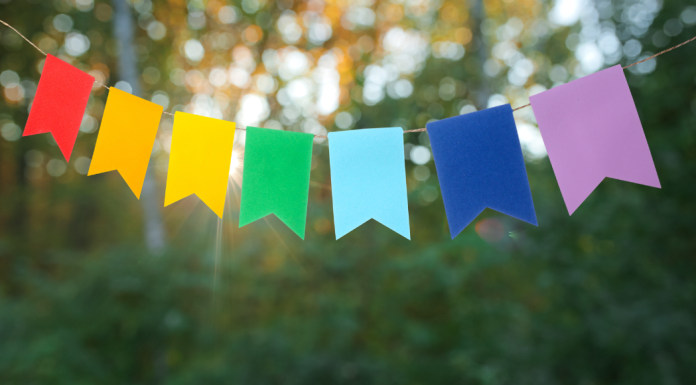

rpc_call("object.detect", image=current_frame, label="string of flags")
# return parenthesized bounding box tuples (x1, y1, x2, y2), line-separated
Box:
(3, 20, 694, 240)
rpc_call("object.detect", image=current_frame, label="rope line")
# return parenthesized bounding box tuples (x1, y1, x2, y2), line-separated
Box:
(1, 19, 694, 138)
(0, 19, 47, 55)
(623, 35, 696, 69)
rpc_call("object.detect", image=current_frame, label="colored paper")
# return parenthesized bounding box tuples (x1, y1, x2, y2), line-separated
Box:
(426, 104, 537, 238)
(88, 88, 163, 198)
(328, 127, 410, 240)
(23, 54, 95, 162)
(239, 127, 314, 239)
(164, 112, 235, 218)
(530, 65, 660, 214)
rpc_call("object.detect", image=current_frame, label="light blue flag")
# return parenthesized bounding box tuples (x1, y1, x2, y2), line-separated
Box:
(328, 127, 411, 240)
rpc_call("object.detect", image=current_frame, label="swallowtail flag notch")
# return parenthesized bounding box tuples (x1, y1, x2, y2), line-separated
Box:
(164, 112, 236, 218)
(427, 104, 537, 238)
(530, 65, 660, 214)
(23, 54, 95, 161)
(328, 127, 411, 240)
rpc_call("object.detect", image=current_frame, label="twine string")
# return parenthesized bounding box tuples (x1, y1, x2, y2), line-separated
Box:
(508, 35, 696, 113)
(1, 19, 694, 139)
(623, 35, 696, 69)
(0, 19, 47, 55)
(0, 19, 110, 90)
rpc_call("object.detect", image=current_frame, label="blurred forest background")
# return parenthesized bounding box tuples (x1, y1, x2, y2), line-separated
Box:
(1, 0, 696, 383)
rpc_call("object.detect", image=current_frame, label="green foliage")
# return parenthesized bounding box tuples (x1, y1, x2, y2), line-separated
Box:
(1, 0, 696, 383)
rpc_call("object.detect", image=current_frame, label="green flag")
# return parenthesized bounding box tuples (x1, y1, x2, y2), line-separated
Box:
(239, 127, 314, 239)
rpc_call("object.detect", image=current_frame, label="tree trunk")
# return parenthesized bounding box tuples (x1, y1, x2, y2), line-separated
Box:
(470, 0, 492, 110)
(111, 0, 166, 254)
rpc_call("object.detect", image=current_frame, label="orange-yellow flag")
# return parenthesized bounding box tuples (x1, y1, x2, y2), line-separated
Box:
(164, 112, 236, 218)
(88, 87, 163, 198)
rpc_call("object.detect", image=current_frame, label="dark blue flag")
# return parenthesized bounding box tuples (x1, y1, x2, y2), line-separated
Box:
(426, 104, 537, 239)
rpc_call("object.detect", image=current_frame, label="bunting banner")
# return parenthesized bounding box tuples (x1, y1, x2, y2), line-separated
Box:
(164, 112, 236, 218)
(1, 19, 691, 242)
(88, 87, 163, 198)
(530, 65, 661, 214)
(23, 54, 95, 161)
(239, 127, 314, 239)
(328, 127, 410, 240)
(427, 104, 537, 238)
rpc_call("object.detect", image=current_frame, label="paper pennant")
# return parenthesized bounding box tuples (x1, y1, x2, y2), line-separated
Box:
(427, 104, 537, 238)
(88, 88, 163, 198)
(328, 127, 410, 240)
(23, 54, 95, 161)
(239, 127, 314, 239)
(164, 112, 235, 218)
(530, 65, 660, 214)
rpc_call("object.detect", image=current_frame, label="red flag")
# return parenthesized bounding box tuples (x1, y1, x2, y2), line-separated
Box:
(24, 54, 95, 162)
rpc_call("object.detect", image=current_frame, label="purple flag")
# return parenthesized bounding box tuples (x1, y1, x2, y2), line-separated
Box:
(530, 65, 660, 214)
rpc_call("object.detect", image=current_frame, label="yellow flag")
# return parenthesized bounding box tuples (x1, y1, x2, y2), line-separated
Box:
(88, 87, 163, 198)
(164, 112, 236, 218)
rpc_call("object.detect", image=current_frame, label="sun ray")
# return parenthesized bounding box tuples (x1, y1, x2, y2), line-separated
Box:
(164, 198, 200, 240)
(211, 216, 223, 314)
(262, 215, 304, 272)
